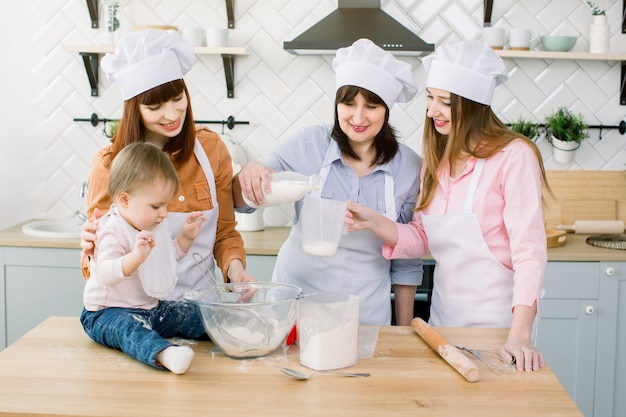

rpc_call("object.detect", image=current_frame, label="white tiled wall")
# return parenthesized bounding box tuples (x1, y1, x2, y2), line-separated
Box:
(1, 0, 625, 230)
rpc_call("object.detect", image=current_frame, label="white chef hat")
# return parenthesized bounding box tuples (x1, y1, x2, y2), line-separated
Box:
(101, 29, 196, 100)
(332, 38, 418, 109)
(422, 40, 508, 105)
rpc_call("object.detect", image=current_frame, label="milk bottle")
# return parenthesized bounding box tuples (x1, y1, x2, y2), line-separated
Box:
(243, 172, 322, 208)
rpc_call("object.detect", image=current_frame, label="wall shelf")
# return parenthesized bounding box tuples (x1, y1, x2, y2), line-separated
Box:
(64, 45, 247, 98)
(495, 50, 626, 105)
(84, 0, 237, 29)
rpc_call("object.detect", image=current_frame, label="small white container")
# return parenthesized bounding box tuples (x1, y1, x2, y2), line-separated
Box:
(235, 210, 264, 232)
(299, 292, 360, 370)
(181, 27, 204, 47)
(206, 28, 229, 47)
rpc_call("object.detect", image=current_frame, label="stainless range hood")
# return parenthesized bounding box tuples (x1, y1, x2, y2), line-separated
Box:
(283, 0, 434, 56)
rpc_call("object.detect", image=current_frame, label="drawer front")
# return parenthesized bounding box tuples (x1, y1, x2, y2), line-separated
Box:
(543, 262, 599, 299)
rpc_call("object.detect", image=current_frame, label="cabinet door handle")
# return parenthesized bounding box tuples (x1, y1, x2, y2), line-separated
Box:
(585, 305, 595, 315)
(605, 267, 615, 276)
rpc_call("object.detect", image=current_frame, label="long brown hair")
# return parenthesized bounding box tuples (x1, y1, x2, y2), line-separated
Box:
(418, 93, 548, 210)
(104, 79, 196, 168)
(331, 85, 398, 166)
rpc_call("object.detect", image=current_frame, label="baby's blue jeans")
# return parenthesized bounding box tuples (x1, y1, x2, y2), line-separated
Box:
(80, 301, 206, 370)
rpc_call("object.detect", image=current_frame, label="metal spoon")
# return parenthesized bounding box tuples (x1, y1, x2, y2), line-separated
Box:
(277, 366, 370, 380)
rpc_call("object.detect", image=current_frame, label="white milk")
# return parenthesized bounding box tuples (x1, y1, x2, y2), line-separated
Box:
(242, 172, 322, 208)
(302, 241, 338, 257)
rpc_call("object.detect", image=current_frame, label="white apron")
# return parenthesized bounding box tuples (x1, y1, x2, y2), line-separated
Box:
(423, 159, 514, 328)
(164, 139, 219, 301)
(272, 141, 397, 325)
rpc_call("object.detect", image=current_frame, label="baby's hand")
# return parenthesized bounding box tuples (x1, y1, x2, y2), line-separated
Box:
(133, 230, 156, 262)
(181, 211, 207, 242)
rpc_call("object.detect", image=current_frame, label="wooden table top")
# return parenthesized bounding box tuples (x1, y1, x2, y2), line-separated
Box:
(0, 316, 582, 417)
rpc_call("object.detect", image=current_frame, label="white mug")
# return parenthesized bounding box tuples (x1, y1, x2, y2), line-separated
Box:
(509, 28, 538, 50)
(206, 28, 229, 47)
(482, 27, 506, 50)
(180, 27, 204, 47)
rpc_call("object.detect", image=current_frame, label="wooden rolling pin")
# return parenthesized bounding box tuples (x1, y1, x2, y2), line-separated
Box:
(556, 220, 624, 234)
(411, 317, 480, 382)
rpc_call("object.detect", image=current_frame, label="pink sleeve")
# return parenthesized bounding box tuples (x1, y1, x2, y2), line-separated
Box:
(382, 212, 430, 259)
(172, 238, 186, 261)
(93, 229, 129, 286)
(502, 143, 547, 308)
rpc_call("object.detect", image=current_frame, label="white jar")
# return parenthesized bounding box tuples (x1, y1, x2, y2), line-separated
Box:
(589, 15, 610, 53)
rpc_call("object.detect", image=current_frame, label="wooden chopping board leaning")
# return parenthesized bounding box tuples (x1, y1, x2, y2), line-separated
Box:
(411, 317, 480, 382)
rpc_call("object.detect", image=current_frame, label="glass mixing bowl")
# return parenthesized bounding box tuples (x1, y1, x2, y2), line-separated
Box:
(184, 282, 302, 359)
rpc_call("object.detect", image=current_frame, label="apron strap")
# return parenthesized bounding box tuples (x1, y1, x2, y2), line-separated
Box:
(463, 159, 485, 214)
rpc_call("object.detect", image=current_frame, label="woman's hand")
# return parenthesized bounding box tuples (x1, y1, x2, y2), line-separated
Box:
(499, 337, 545, 372)
(80, 207, 104, 262)
(237, 161, 275, 207)
(345, 200, 380, 232)
(226, 259, 256, 283)
(500, 303, 545, 371)
(345, 200, 399, 246)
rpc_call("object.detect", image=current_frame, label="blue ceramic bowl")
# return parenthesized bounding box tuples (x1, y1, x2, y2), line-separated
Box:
(540, 36, 577, 52)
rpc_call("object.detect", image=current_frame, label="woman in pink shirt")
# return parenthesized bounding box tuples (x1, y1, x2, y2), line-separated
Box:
(346, 40, 548, 372)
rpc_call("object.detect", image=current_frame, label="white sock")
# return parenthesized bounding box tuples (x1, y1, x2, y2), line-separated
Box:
(156, 346, 195, 374)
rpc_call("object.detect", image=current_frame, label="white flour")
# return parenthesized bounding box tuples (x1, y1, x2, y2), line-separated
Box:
(299, 314, 359, 370)
(214, 318, 287, 358)
(302, 241, 338, 257)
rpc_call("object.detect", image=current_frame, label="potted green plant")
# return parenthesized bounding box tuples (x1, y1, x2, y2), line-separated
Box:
(544, 107, 588, 164)
(510, 117, 540, 141)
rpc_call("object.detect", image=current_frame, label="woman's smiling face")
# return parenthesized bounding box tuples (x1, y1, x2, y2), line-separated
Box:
(139, 93, 188, 143)
(337, 91, 386, 146)
(426, 87, 452, 135)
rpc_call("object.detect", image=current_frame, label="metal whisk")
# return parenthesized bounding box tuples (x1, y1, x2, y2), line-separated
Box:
(455, 344, 516, 375)
(192, 252, 224, 301)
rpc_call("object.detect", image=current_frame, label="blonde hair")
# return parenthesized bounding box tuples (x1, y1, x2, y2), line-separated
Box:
(418, 94, 548, 210)
(108, 142, 179, 199)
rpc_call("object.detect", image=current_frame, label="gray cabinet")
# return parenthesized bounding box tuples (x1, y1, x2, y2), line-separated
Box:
(0, 248, 278, 350)
(595, 262, 626, 417)
(246, 255, 277, 282)
(0, 247, 85, 349)
(537, 262, 599, 417)
(538, 261, 624, 417)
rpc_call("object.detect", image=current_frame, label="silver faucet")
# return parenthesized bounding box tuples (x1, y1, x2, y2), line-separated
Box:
(79, 182, 88, 198)
(75, 210, 88, 222)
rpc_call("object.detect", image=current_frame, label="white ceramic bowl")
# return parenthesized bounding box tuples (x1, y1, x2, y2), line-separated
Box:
(540, 36, 577, 52)
(184, 282, 302, 358)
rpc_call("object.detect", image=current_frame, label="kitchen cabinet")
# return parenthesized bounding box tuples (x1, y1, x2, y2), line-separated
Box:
(0, 247, 85, 349)
(0, 250, 277, 350)
(246, 255, 277, 282)
(537, 261, 625, 417)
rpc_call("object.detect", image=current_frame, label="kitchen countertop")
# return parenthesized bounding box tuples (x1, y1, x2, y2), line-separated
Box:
(0, 316, 582, 417)
(2, 220, 626, 261)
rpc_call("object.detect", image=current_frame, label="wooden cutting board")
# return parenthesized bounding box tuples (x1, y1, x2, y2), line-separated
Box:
(546, 229, 567, 248)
